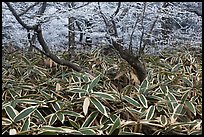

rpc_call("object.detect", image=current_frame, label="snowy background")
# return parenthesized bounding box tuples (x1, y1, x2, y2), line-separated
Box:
(2, 2, 202, 54)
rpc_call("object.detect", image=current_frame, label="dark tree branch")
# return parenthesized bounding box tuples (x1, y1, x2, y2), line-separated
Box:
(5, 2, 37, 30)
(186, 8, 202, 17)
(138, 2, 147, 57)
(111, 2, 121, 18)
(38, 2, 47, 16)
(98, 3, 147, 83)
(129, 14, 140, 54)
(18, 2, 40, 16)
(35, 25, 85, 72)
(5, 2, 93, 75)
(72, 2, 90, 10)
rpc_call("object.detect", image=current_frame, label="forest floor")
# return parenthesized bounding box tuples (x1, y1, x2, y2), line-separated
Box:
(2, 44, 202, 135)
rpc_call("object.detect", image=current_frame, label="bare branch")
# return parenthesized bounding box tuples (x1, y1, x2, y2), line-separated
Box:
(129, 13, 140, 54)
(18, 2, 40, 16)
(38, 2, 47, 16)
(138, 2, 147, 57)
(6, 2, 93, 75)
(186, 8, 202, 17)
(111, 2, 121, 18)
(98, 3, 147, 83)
(72, 2, 90, 10)
(97, 2, 109, 26)
(35, 25, 85, 72)
(5, 2, 37, 30)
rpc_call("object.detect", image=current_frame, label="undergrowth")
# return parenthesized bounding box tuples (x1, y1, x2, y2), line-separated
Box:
(2, 46, 202, 135)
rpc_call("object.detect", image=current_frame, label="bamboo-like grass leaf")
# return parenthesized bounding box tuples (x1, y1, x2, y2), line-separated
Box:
(145, 105, 155, 120)
(90, 97, 108, 118)
(171, 63, 182, 72)
(5, 106, 18, 122)
(181, 90, 190, 104)
(171, 104, 184, 120)
(69, 88, 87, 94)
(109, 116, 121, 135)
(56, 112, 65, 124)
(81, 111, 98, 128)
(34, 110, 46, 123)
(122, 95, 141, 108)
(93, 92, 115, 101)
(137, 94, 148, 108)
(14, 99, 44, 105)
(182, 77, 193, 87)
(79, 128, 96, 135)
(160, 115, 168, 126)
(88, 74, 100, 91)
(68, 119, 80, 129)
(185, 101, 196, 116)
(159, 85, 169, 94)
(139, 79, 148, 94)
(49, 113, 58, 125)
(14, 106, 37, 122)
(51, 102, 61, 111)
(21, 55, 31, 66)
(21, 117, 30, 131)
(61, 110, 84, 118)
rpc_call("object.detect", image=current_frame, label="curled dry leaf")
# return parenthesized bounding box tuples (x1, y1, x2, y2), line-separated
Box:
(130, 71, 140, 85)
(56, 83, 61, 92)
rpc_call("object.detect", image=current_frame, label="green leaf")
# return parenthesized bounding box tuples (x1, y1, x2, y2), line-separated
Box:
(5, 106, 18, 122)
(160, 115, 168, 126)
(41, 126, 64, 133)
(182, 77, 192, 87)
(81, 111, 98, 128)
(79, 128, 96, 135)
(51, 102, 61, 111)
(159, 86, 169, 94)
(119, 132, 144, 135)
(39, 89, 52, 99)
(185, 101, 196, 116)
(14, 106, 37, 122)
(92, 92, 115, 101)
(82, 74, 90, 83)
(21, 117, 30, 131)
(21, 55, 31, 65)
(9, 90, 20, 99)
(34, 110, 46, 123)
(137, 94, 148, 108)
(49, 114, 58, 125)
(90, 97, 108, 118)
(139, 79, 149, 93)
(127, 107, 141, 114)
(122, 95, 140, 108)
(171, 63, 182, 72)
(56, 112, 65, 124)
(69, 88, 87, 94)
(167, 92, 177, 102)
(61, 110, 84, 118)
(83, 97, 90, 116)
(181, 90, 190, 104)
(88, 74, 100, 91)
(172, 104, 184, 119)
(68, 119, 80, 129)
(33, 67, 47, 77)
(14, 99, 44, 105)
(109, 116, 121, 135)
(145, 105, 155, 120)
